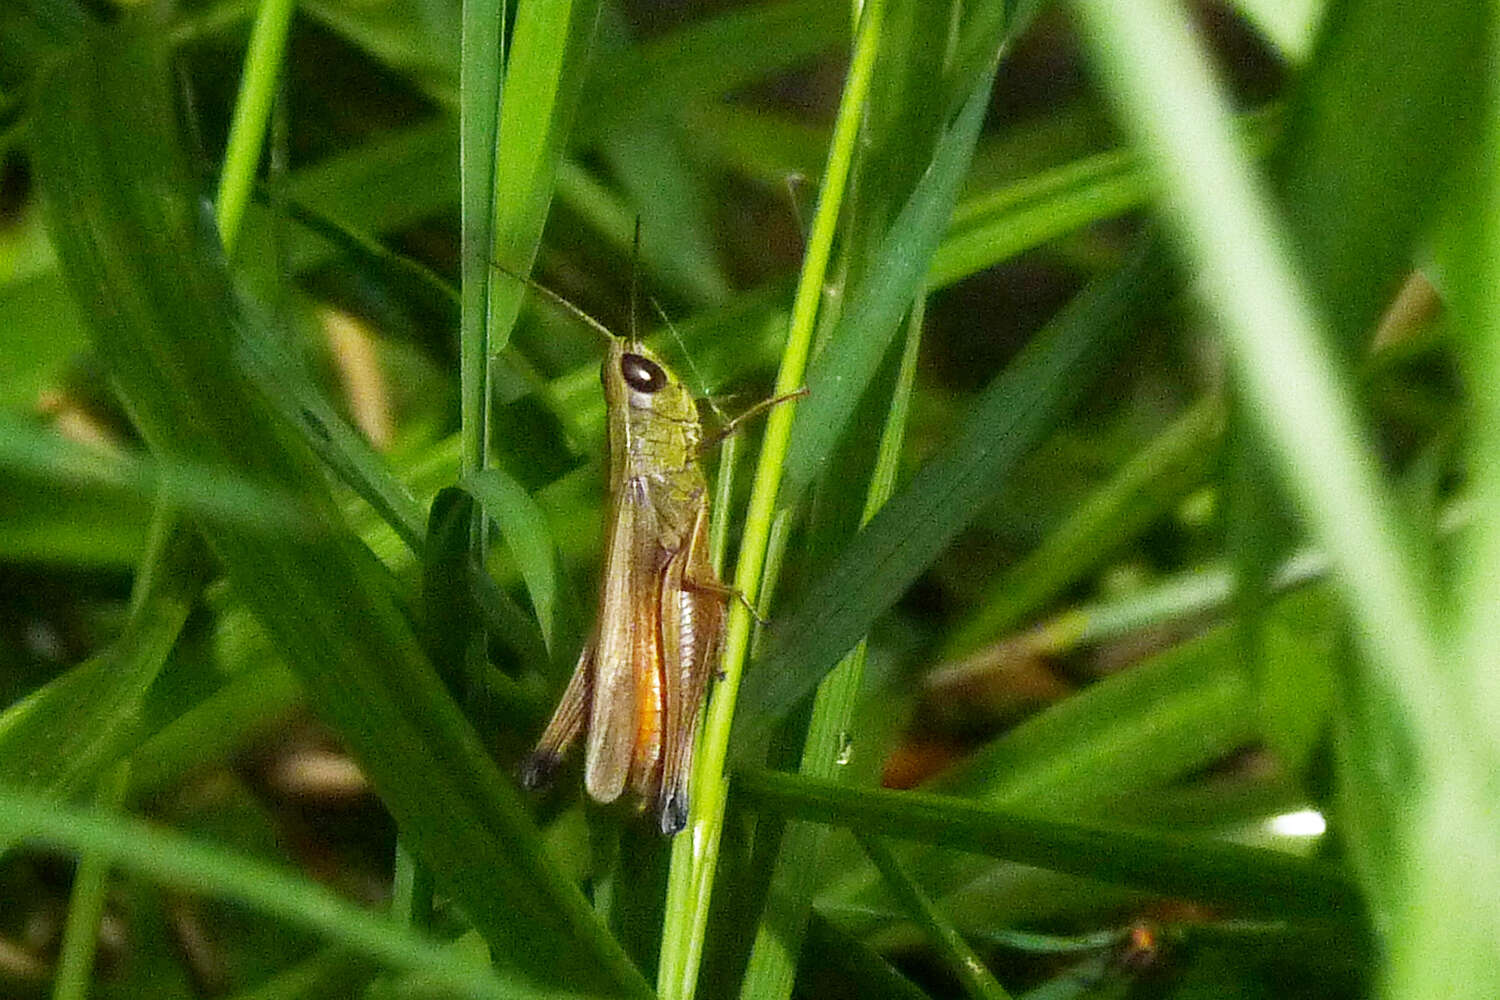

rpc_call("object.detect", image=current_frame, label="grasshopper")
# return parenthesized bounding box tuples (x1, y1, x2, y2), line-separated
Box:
(519, 316, 732, 835)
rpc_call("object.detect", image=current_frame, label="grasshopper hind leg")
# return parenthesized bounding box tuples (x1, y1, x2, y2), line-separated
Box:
(519, 643, 593, 790)
(655, 508, 726, 836)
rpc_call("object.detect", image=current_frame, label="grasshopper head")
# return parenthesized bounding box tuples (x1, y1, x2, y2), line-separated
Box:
(603, 337, 699, 428)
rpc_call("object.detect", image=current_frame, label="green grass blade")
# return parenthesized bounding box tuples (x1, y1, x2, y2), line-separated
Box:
(1273, 1, 1486, 352)
(928, 107, 1279, 292)
(1068, 0, 1451, 800)
(738, 291, 927, 1000)
(459, 0, 504, 483)
(453, 9, 509, 940)
(857, 832, 1015, 1000)
(1221, 0, 1487, 756)
(820, 585, 1339, 933)
(800, 914, 934, 1000)
(0, 417, 329, 540)
(599, 117, 730, 307)
(942, 398, 1223, 658)
(462, 468, 562, 654)
(50, 763, 130, 1000)
(244, 121, 457, 276)
(126, 662, 303, 801)
(733, 244, 1168, 755)
(778, 60, 998, 507)
(484, 0, 600, 352)
(656, 5, 882, 994)
(214, 0, 294, 252)
(0, 783, 523, 1000)
(29, 22, 646, 995)
(1409, 20, 1500, 996)
(1068, 5, 1496, 995)
(0, 511, 207, 800)
(1016, 536, 1342, 658)
(422, 486, 550, 692)
(740, 770, 1361, 920)
(933, 608, 1267, 809)
(233, 307, 429, 551)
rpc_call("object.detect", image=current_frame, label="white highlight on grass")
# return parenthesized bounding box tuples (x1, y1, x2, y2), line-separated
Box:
(1266, 809, 1327, 839)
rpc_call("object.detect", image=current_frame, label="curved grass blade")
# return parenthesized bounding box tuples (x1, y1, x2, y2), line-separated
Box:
(462, 468, 563, 655)
(0, 511, 207, 803)
(733, 243, 1170, 756)
(0, 782, 523, 1000)
(30, 22, 646, 995)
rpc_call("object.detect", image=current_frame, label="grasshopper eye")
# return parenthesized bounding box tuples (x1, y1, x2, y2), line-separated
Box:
(621, 353, 666, 393)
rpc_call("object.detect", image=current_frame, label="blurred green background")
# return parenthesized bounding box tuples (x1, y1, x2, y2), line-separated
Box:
(0, 0, 1494, 998)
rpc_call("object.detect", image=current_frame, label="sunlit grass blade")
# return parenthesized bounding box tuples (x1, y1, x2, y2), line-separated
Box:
(214, 0, 294, 251)
(656, 3, 884, 993)
(778, 61, 999, 507)
(1414, 10, 1500, 994)
(1067, 3, 1495, 996)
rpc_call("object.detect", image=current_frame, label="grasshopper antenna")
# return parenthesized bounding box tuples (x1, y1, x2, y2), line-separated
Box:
(628, 217, 644, 346)
(648, 297, 726, 422)
(489, 258, 618, 346)
(645, 298, 808, 452)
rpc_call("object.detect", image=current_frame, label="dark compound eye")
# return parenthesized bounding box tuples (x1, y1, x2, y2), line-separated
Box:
(620, 352, 666, 393)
